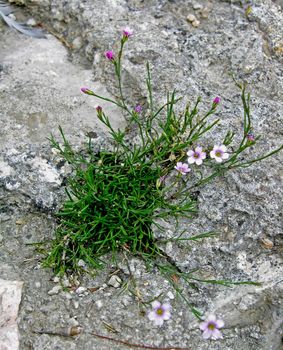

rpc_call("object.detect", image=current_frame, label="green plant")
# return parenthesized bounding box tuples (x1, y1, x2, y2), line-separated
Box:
(44, 29, 282, 319)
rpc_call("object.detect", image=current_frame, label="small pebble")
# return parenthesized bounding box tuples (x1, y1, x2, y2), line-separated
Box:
(108, 275, 122, 288)
(192, 20, 200, 27)
(73, 300, 79, 309)
(77, 259, 86, 268)
(167, 291, 175, 300)
(193, 3, 203, 10)
(8, 13, 16, 21)
(187, 14, 197, 23)
(200, 7, 210, 18)
(48, 285, 62, 295)
(95, 300, 103, 309)
(68, 317, 79, 327)
(53, 276, 60, 283)
(26, 18, 37, 26)
(35, 282, 41, 288)
(75, 286, 87, 295)
(261, 238, 274, 249)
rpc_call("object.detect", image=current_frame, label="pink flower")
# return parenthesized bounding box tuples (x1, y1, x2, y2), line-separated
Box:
(96, 105, 102, 112)
(199, 314, 224, 340)
(134, 105, 142, 113)
(147, 301, 171, 326)
(210, 145, 229, 163)
(123, 27, 134, 38)
(187, 146, 206, 165)
(247, 132, 255, 142)
(174, 162, 191, 175)
(213, 96, 221, 104)
(105, 50, 115, 61)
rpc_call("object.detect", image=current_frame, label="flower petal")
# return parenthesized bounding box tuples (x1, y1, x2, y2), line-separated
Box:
(210, 150, 216, 158)
(219, 145, 227, 152)
(162, 303, 172, 311)
(163, 311, 171, 320)
(148, 311, 157, 321)
(199, 321, 208, 331)
(154, 317, 164, 326)
(187, 150, 194, 157)
(215, 319, 224, 328)
(200, 152, 207, 159)
(202, 329, 212, 339)
(195, 158, 203, 165)
(211, 329, 223, 340)
(151, 300, 161, 309)
(207, 315, 217, 322)
(215, 157, 223, 163)
(187, 157, 195, 164)
(222, 153, 229, 159)
(195, 146, 203, 153)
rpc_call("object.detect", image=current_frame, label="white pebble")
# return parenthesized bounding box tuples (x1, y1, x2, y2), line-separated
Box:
(192, 20, 200, 27)
(75, 286, 87, 294)
(35, 282, 41, 288)
(26, 18, 37, 26)
(193, 3, 203, 10)
(108, 275, 122, 288)
(167, 291, 175, 300)
(73, 301, 79, 309)
(48, 285, 62, 295)
(95, 300, 103, 309)
(53, 276, 60, 283)
(187, 14, 197, 22)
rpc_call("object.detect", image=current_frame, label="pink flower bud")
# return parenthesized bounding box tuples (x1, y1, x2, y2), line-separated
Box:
(96, 105, 102, 112)
(81, 87, 94, 95)
(105, 50, 115, 61)
(213, 96, 221, 104)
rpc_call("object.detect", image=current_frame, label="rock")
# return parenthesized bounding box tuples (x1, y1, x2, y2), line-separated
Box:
(108, 275, 122, 288)
(187, 14, 197, 23)
(193, 3, 203, 10)
(0, 234, 3, 243)
(47, 285, 62, 295)
(192, 20, 200, 27)
(0, 279, 23, 350)
(26, 18, 37, 26)
(75, 286, 87, 295)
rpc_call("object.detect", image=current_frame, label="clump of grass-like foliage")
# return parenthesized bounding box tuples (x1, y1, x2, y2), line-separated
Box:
(44, 29, 282, 318)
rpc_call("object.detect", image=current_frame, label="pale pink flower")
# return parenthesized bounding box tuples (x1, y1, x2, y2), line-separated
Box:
(247, 132, 255, 142)
(147, 301, 171, 326)
(105, 50, 115, 61)
(123, 27, 134, 38)
(95, 105, 102, 112)
(199, 314, 224, 340)
(134, 105, 142, 113)
(210, 145, 229, 163)
(187, 146, 206, 165)
(174, 162, 191, 175)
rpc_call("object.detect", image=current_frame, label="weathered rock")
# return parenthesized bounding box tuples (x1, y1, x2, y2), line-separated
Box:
(0, 279, 23, 350)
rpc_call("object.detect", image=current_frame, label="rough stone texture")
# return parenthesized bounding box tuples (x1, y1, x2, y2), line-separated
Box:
(0, 1, 283, 350)
(0, 279, 23, 350)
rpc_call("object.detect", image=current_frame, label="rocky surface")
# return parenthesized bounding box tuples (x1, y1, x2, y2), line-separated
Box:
(0, 0, 282, 349)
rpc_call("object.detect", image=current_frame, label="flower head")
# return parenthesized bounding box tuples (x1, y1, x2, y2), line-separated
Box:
(81, 87, 94, 95)
(247, 132, 255, 142)
(199, 314, 224, 340)
(210, 145, 229, 163)
(95, 105, 102, 112)
(213, 96, 221, 105)
(187, 146, 206, 165)
(134, 105, 142, 113)
(123, 27, 134, 38)
(147, 301, 171, 326)
(174, 162, 191, 175)
(105, 50, 115, 61)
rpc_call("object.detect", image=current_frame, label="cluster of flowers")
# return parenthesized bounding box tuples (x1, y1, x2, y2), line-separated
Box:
(148, 301, 224, 340)
(175, 142, 229, 176)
